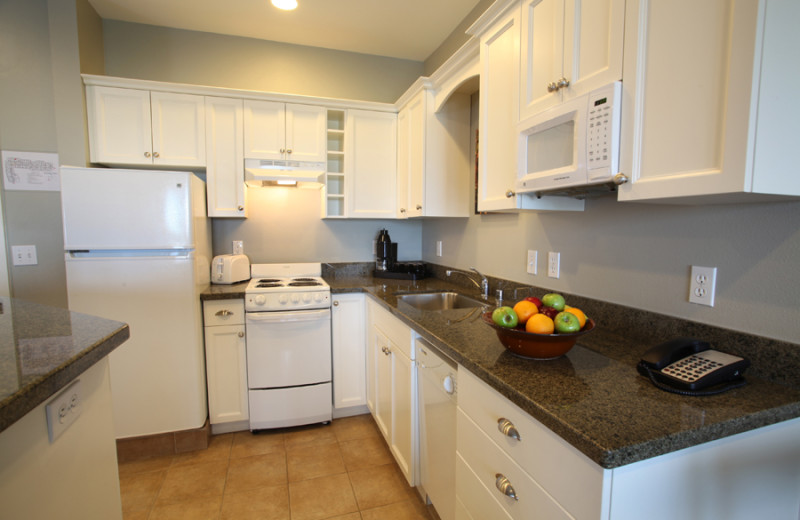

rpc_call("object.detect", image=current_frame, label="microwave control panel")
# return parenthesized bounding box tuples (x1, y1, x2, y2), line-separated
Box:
(586, 82, 622, 179)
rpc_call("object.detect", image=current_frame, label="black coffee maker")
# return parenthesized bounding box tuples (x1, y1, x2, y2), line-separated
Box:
(375, 228, 395, 271)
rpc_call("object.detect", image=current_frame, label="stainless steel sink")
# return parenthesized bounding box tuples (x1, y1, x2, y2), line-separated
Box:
(396, 292, 487, 311)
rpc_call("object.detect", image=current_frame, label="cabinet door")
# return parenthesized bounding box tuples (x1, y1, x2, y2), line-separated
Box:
(405, 93, 426, 218)
(331, 294, 366, 410)
(345, 110, 397, 218)
(391, 345, 416, 486)
(86, 86, 153, 165)
(204, 323, 248, 425)
(395, 106, 410, 218)
(285, 104, 327, 162)
(205, 97, 245, 218)
(477, 7, 522, 212)
(374, 326, 393, 440)
(520, 0, 564, 118)
(243, 100, 286, 160)
(150, 91, 206, 167)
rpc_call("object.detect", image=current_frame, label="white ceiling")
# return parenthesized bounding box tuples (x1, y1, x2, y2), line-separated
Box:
(88, 0, 484, 62)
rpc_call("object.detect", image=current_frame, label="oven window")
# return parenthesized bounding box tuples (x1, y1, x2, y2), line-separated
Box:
(526, 120, 574, 175)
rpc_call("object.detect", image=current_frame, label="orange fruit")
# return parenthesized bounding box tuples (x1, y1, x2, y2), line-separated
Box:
(512, 300, 538, 325)
(526, 313, 554, 334)
(564, 306, 587, 328)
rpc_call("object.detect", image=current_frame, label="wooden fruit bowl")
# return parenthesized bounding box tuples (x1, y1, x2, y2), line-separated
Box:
(481, 312, 595, 360)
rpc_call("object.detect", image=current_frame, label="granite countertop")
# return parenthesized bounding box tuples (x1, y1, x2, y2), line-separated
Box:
(0, 298, 130, 434)
(200, 272, 800, 469)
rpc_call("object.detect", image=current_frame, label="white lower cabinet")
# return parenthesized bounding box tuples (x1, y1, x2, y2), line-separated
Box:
(331, 293, 367, 415)
(366, 298, 417, 486)
(203, 299, 249, 433)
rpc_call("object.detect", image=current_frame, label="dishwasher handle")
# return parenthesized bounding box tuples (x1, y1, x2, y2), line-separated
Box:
(246, 308, 330, 323)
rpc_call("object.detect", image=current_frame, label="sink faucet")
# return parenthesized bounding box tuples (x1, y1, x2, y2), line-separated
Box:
(446, 267, 490, 300)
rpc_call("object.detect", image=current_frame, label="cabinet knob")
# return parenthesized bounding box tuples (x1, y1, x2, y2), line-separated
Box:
(381, 346, 391, 356)
(286, 149, 293, 154)
(215, 310, 234, 317)
(415, 204, 422, 210)
(495, 474, 518, 501)
(557, 77, 570, 90)
(153, 151, 160, 158)
(505, 190, 515, 198)
(238, 205, 244, 211)
(280, 148, 286, 154)
(400, 208, 407, 213)
(547, 82, 559, 92)
(237, 331, 244, 338)
(497, 417, 521, 441)
(613, 173, 629, 185)
(333, 301, 339, 306)
(144, 151, 151, 158)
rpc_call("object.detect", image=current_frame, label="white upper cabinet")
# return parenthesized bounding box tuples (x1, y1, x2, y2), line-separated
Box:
(243, 100, 327, 162)
(87, 86, 206, 167)
(345, 109, 397, 219)
(519, 0, 625, 120)
(618, 0, 800, 203)
(396, 88, 426, 218)
(205, 96, 246, 218)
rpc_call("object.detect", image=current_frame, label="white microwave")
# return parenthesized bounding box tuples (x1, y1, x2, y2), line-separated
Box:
(516, 82, 622, 194)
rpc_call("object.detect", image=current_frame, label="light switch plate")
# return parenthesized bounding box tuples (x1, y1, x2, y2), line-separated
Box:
(45, 379, 82, 443)
(232, 240, 244, 255)
(436, 240, 443, 257)
(11, 245, 37, 266)
(526, 250, 537, 274)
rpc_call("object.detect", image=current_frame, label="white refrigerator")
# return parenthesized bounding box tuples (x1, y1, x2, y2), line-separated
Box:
(60, 167, 212, 439)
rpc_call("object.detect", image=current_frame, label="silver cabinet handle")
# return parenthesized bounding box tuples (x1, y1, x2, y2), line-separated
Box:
(286, 149, 292, 154)
(280, 148, 286, 154)
(495, 474, 518, 501)
(381, 346, 391, 356)
(333, 301, 339, 306)
(400, 208, 407, 213)
(547, 81, 559, 92)
(505, 190, 515, 198)
(416, 204, 422, 210)
(497, 418, 521, 441)
(238, 205, 244, 211)
(557, 77, 570, 90)
(215, 310, 234, 317)
(237, 331, 244, 338)
(613, 172, 629, 185)
(144, 151, 151, 158)
(153, 151, 160, 158)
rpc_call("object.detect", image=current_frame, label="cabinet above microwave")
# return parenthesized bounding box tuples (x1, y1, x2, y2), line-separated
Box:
(516, 82, 624, 197)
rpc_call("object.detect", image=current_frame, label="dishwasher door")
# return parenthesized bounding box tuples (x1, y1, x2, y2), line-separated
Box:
(416, 338, 457, 520)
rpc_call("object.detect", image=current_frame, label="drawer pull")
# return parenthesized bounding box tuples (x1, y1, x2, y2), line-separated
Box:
(497, 418, 521, 441)
(215, 310, 234, 317)
(237, 331, 244, 338)
(495, 473, 518, 501)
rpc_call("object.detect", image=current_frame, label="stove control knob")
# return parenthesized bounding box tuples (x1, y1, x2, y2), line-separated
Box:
(279, 295, 289, 305)
(291, 294, 300, 303)
(303, 293, 312, 303)
(255, 295, 266, 306)
(314, 293, 323, 302)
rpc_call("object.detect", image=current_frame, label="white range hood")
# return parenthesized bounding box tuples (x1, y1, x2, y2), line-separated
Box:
(244, 158, 325, 187)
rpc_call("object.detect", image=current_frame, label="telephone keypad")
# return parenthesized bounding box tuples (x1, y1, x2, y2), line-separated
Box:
(662, 350, 739, 383)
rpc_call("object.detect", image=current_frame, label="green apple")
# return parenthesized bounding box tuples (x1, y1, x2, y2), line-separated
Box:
(541, 293, 566, 311)
(554, 311, 580, 333)
(491, 306, 519, 328)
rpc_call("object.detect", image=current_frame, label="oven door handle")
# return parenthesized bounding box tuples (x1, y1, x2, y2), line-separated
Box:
(246, 309, 330, 323)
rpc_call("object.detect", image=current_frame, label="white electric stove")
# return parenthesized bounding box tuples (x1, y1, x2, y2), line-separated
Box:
(244, 263, 332, 430)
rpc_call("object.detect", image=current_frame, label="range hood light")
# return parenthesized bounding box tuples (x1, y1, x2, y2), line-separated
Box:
(276, 180, 297, 186)
(244, 159, 325, 188)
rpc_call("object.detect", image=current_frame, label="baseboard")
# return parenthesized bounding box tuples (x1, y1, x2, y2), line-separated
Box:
(116, 418, 210, 463)
(333, 405, 370, 419)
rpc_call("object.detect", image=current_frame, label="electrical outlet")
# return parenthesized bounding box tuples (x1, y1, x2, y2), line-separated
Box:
(11, 245, 37, 266)
(436, 240, 443, 257)
(547, 252, 560, 278)
(689, 266, 717, 306)
(232, 240, 244, 255)
(526, 250, 537, 274)
(45, 379, 82, 443)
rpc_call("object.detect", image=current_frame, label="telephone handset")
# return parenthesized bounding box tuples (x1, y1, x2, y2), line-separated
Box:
(637, 338, 750, 396)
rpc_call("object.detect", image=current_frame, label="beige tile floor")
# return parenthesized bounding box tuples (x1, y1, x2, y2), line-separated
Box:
(118, 414, 439, 520)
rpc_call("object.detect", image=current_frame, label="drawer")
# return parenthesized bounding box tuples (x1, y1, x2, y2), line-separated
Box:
(203, 299, 245, 326)
(457, 409, 573, 520)
(458, 368, 608, 520)
(455, 452, 513, 520)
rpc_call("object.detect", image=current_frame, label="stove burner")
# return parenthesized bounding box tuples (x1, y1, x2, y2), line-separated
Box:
(292, 278, 318, 282)
(256, 282, 283, 288)
(258, 278, 283, 283)
(288, 281, 322, 287)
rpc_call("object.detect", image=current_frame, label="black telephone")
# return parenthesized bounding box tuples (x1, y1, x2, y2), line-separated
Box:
(637, 337, 750, 396)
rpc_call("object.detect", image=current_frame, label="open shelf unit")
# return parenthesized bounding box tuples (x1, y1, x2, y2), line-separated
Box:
(324, 109, 346, 218)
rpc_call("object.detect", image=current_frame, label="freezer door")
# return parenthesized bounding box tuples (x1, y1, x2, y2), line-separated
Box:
(65, 252, 207, 438)
(60, 167, 196, 250)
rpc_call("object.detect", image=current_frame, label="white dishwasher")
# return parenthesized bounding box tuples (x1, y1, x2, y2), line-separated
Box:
(416, 337, 457, 520)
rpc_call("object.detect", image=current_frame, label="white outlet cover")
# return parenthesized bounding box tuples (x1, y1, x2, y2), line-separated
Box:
(689, 266, 717, 306)
(548, 252, 560, 278)
(45, 379, 82, 443)
(527, 250, 537, 274)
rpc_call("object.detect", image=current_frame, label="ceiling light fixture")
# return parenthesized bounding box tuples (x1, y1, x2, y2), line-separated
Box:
(271, 0, 298, 10)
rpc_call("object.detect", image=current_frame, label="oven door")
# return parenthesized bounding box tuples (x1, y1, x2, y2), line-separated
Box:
(245, 308, 331, 389)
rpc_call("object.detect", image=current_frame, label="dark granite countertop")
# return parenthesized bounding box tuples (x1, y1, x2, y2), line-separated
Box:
(0, 298, 130, 434)
(200, 269, 800, 469)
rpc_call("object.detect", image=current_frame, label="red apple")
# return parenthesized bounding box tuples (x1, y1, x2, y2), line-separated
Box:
(539, 306, 558, 319)
(524, 296, 542, 310)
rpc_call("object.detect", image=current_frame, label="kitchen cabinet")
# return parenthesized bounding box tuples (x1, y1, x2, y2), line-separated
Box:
(519, 0, 625, 120)
(86, 86, 206, 167)
(396, 81, 472, 219)
(618, 0, 800, 203)
(331, 293, 367, 415)
(366, 298, 416, 485)
(203, 299, 249, 434)
(471, 2, 582, 213)
(243, 100, 326, 162)
(456, 367, 800, 520)
(323, 110, 346, 217)
(344, 109, 397, 219)
(205, 97, 246, 218)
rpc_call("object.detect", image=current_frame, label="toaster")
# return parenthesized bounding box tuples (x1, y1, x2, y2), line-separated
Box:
(211, 254, 250, 284)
